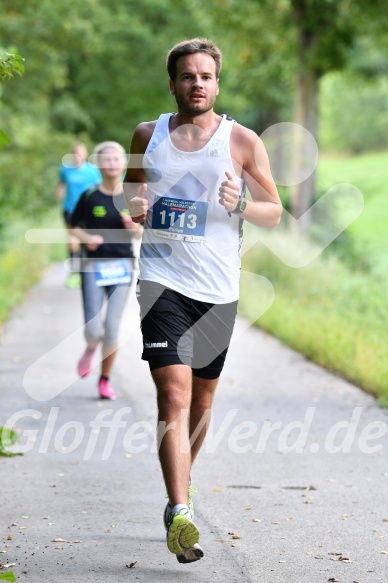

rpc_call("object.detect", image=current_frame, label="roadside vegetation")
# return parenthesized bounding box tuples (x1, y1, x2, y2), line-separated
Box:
(240, 149, 388, 405)
(0, 212, 66, 333)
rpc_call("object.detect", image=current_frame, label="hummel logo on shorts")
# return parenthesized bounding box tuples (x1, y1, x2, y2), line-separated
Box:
(145, 341, 168, 348)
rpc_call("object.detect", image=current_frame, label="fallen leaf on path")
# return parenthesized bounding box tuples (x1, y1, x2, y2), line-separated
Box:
(252, 518, 261, 522)
(338, 557, 352, 563)
(54, 547, 63, 550)
(21, 516, 29, 519)
(51, 538, 67, 543)
(232, 535, 241, 540)
(380, 550, 388, 554)
(126, 562, 137, 568)
(0, 564, 15, 570)
(213, 487, 221, 492)
(243, 506, 252, 510)
(328, 552, 342, 556)
(328, 578, 340, 582)
(6, 538, 11, 542)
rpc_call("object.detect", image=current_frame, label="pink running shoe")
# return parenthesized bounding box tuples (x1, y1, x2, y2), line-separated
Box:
(98, 377, 116, 400)
(77, 347, 96, 378)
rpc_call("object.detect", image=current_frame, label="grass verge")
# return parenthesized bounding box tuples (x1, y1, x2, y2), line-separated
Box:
(0, 210, 66, 331)
(240, 232, 388, 406)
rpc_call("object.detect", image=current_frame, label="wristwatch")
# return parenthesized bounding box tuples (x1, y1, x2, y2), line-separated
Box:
(232, 196, 247, 214)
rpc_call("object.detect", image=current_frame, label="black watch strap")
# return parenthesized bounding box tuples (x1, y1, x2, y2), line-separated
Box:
(232, 196, 247, 215)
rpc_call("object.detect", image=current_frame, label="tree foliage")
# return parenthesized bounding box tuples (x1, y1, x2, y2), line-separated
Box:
(1, 0, 388, 221)
(0, 49, 24, 149)
(0, 51, 24, 81)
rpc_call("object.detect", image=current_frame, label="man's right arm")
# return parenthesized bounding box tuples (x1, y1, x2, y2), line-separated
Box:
(123, 122, 156, 223)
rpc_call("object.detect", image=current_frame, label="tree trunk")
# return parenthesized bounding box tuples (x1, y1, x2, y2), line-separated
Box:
(290, 67, 319, 233)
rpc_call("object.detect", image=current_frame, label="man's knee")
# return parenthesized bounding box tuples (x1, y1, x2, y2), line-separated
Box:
(157, 386, 190, 412)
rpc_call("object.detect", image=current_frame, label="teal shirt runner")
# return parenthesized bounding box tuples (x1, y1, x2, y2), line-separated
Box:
(59, 162, 102, 213)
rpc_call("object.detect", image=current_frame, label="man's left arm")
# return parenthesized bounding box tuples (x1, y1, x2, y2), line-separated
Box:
(219, 125, 282, 228)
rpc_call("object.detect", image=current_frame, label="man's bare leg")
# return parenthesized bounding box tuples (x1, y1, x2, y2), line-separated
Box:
(152, 364, 192, 507)
(189, 375, 219, 465)
(153, 367, 219, 560)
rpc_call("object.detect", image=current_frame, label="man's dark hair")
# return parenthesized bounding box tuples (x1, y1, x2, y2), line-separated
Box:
(166, 38, 222, 82)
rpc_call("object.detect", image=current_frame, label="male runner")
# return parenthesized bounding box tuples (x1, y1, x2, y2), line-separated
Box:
(124, 38, 282, 562)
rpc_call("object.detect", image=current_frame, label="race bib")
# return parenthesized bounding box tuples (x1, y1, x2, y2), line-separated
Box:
(151, 196, 208, 242)
(94, 259, 131, 287)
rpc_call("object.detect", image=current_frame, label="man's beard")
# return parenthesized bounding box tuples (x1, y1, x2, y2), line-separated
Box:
(174, 93, 217, 116)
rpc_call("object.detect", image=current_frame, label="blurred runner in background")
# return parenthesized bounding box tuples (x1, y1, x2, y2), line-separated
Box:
(56, 142, 101, 288)
(70, 141, 142, 399)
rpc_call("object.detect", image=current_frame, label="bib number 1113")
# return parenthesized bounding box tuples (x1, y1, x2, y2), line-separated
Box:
(159, 210, 197, 229)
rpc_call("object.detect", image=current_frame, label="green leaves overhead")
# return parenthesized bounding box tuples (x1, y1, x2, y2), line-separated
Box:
(1, 0, 388, 219)
(0, 52, 24, 81)
(0, 130, 11, 150)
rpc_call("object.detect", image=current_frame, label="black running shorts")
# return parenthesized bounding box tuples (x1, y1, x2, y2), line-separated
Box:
(137, 280, 238, 379)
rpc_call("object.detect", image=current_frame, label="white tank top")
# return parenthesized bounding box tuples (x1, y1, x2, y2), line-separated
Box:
(139, 113, 245, 303)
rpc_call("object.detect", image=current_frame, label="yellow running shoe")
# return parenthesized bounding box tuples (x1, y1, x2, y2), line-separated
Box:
(166, 507, 199, 555)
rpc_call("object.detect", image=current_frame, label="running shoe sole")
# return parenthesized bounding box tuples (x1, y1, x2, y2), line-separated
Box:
(176, 543, 204, 563)
(164, 502, 204, 562)
(167, 515, 199, 554)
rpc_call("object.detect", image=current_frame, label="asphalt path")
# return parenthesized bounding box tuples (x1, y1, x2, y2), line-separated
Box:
(1, 263, 388, 583)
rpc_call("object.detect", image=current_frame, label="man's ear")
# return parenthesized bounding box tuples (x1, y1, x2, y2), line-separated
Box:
(169, 80, 175, 95)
